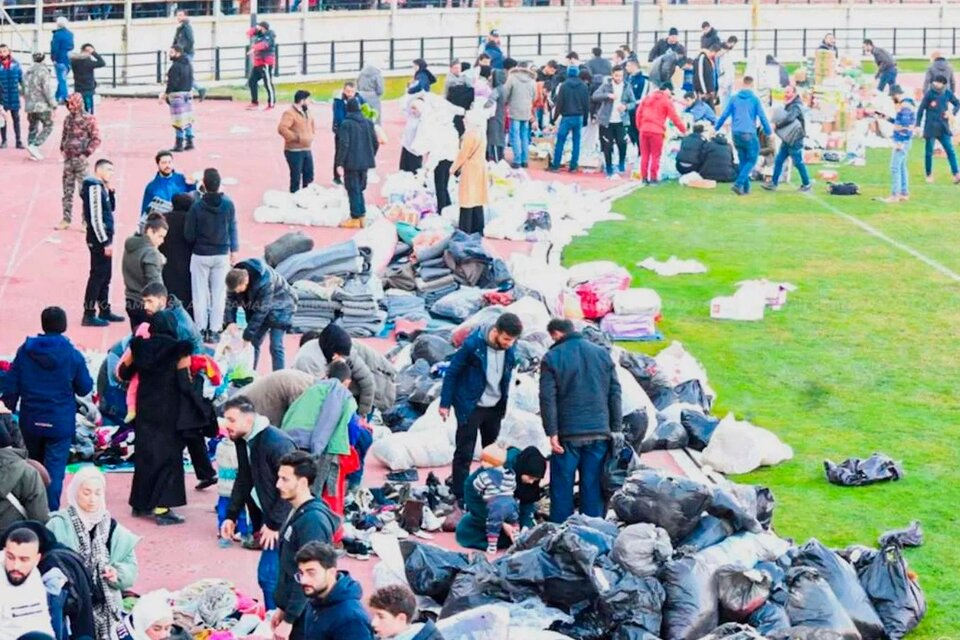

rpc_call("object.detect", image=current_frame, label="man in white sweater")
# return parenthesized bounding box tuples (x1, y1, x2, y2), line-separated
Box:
(1, 527, 54, 640)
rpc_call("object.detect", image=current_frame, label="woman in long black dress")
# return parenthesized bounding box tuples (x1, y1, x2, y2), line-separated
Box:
(118, 310, 192, 525)
(160, 193, 196, 314)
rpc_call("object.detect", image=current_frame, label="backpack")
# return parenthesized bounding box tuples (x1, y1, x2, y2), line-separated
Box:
(828, 182, 859, 196)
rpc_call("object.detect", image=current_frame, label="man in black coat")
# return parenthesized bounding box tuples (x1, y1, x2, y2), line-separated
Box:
(70, 43, 105, 114)
(700, 22, 722, 50)
(676, 124, 707, 175)
(539, 319, 621, 524)
(648, 27, 686, 63)
(335, 98, 379, 229)
(225, 258, 297, 371)
(173, 10, 205, 99)
(548, 66, 591, 172)
(163, 46, 195, 151)
(694, 46, 720, 104)
(698, 134, 737, 182)
(220, 396, 297, 613)
(160, 193, 196, 313)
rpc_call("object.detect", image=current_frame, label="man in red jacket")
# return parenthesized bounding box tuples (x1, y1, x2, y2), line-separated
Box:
(635, 82, 686, 185)
(247, 22, 276, 110)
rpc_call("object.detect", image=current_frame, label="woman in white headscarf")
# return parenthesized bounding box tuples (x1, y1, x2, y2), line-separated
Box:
(47, 467, 140, 640)
(128, 592, 176, 640)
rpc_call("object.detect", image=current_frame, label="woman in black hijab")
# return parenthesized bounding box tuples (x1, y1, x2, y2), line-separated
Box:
(160, 193, 196, 314)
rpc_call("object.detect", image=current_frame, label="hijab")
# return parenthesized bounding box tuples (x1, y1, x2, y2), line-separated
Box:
(131, 592, 175, 640)
(513, 446, 547, 505)
(67, 466, 109, 530)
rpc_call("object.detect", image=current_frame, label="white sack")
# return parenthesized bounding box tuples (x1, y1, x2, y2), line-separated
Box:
(701, 413, 794, 474)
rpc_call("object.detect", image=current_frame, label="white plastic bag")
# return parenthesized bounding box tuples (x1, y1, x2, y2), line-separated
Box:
(613, 289, 662, 316)
(498, 409, 550, 457)
(701, 413, 794, 474)
(507, 373, 540, 415)
(436, 605, 510, 640)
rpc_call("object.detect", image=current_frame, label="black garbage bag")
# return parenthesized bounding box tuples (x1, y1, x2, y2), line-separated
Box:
(381, 401, 424, 433)
(708, 486, 762, 534)
(640, 420, 688, 452)
(661, 555, 718, 638)
(407, 376, 442, 411)
(648, 385, 680, 411)
(411, 334, 455, 366)
(677, 515, 735, 553)
(437, 570, 502, 618)
(401, 541, 471, 603)
(514, 338, 547, 372)
(723, 483, 777, 530)
(697, 623, 767, 639)
(581, 325, 612, 351)
(674, 379, 712, 412)
(395, 359, 433, 404)
(858, 544, 926, 639)
(612, 523, 673, 578)
(618, 350, 659, 395)
(878, 521, 923, 548)
(551, 610, 610, 640)
(717, 565, 772, 620)
(784, 566, 859, 638)
(767, 628, 846, 640)
(823, 453, 904, 487)
(602, 440, 642, 501)
(622, 409, 650, 455)
(794, 539, 884, 638)
(511, 521, 561, 551)
(749, 601, 793, 634)
(490, 546, 566, 603)
(837, 546, 879, 574)
(546, 518, 618, 574)
(597, 572, 665, 637)
(681, 409, 720, 450)
(609, 469, 714, 542)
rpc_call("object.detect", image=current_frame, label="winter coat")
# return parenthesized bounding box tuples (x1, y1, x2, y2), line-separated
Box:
(173, 20, 195, 56)
(184, 192, 239, 256)
(924, 58, 956, 94)
(685, 99, 717, 126)
(23, 62, 56, 113)
(916, 87, 960, 139)
(70, 52, 105, 93)
(503, 67, 537, 121)
(586, 55, 612, 80)
(773, 95, 806, 143)
(486, 70, 507, 148)
(635, 90, 686, 137)
(482, 41, 504, 69)
(553, 76, 591, 124)
(676, 133, 706, 173)
(648, 50, 680, 89)
(140, 170, 194, 215)
(451, 128, 489, 208)
(539, 332, 621, 440)
(889, 99, 917, 144)
(701, 27, 722, 51)
(648, 38, 685, 63)
(408, 67, 437, 95)
(165, 55, 193, 94)
(411, 621, 444, 640)
(0, 57, 23, 109)
(352, 341, 397, 412)
(698, 134, 737, 182)
(60, 107, 100, 159)
(280, 380, 355, 457)
(167, 296, 202, 353)
(439, 326, 515, 423)
(331, 93, 365, 133)
(1, 333, 93, 440)
(81, 177, 115, 248)
(275, 499, 339, 625)
(627, 72, 649, 104)
(46, 510, 140, 591)
(224, 258, 297, 342)
(409, 101, 461, 167)
(592, 78, 637, 127)
(278, 104, 315, 151)
(226, 422, 296, 531)
(0, 447, 49, 530)
(335, 112, 379, 171)
(50, 27, 74, 65)
(694, 52, 717, 96)
(715, 88, 772, 135)
(159, 204, 194, 311)
(303, 572, 375, 640)
(247, 28, 276, 68)
(122, 233, 164, 305)
(356, 65, 383, 120)
(239, 369, 315, 427)
(870, 47, 897, 76)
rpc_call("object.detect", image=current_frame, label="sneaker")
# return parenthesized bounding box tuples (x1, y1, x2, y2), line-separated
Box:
(954, 174, 960, 184)
(761, 183, 777, 192)
(55, 219, 71, 230)
(568, 167, 579, 174)
(81, 315, 109, 327)
(0, 141, 7, 149)
(731, 185, 746, 196)
(386, 469, 419, 483)
(486, 541, 498, 555)
(332, 177, 343, 186)
(155, 509, 185, 526)
(27, 144, 42, 160)
(340, 217, 365, 229)
(195, 476, 218, 491)
(798, 183, 813, 193)
(241, 535, 262, 551)
(925, 176, 934, 184)
(421, 507, 443, 532)
(99, 311, 125, 323)
(381, 521, 410, 539)
(546, 166, 560, 173)
(184, 139, 195, 151)
(245, 103, 259, 110)
(343, 539, 372, 560)
(877, 196, 901, 204)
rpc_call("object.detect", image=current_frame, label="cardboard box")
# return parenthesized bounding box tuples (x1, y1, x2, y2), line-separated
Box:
(528, 155, 549, 170)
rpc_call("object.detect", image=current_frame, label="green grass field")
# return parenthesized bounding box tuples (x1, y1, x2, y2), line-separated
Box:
(209, 74, 446, 103)
(565, 143, 960, 637)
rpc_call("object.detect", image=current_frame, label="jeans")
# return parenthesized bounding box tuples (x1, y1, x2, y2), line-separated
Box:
(771, 140, 810, 187)
(551, 115, 583, 170)
(509, 119, 530, 166)
(284, 149, 315, 193)
(639, 131, 664, 181)
(890, 139, 912, 196)
(343, 169, 368, 218)
(252, 326, 286, 371)
(549, 438, 609, 523)
(84, 243, 113, 315)
(190, 253, 231, 332)
(878, 69, 898, 95)
(81, 91, 95, 114)
(451, 406, 502, 503)
(186, 53, 204, 93)
(485, 495, 519, 538)
(600, 122, 628, 174)
(258, 547, 279, 611)
(733, 132, 760, 193)
(22, 432, 73, 511)
(175, 125, 195, 142)
(924, 132, 959, 176)
(55, 63, 70, 102)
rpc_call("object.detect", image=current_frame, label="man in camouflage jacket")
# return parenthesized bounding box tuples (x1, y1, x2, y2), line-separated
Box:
(23, 53, 58, 160)
(58, 92, 100, 229)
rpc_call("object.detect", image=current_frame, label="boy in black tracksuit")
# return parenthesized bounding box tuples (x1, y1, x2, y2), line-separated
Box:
(81, 159, 124, 326)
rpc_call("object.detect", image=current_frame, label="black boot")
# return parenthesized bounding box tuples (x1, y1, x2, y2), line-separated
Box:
(184, 138, 194, 151)
(172, 138, 184, 152)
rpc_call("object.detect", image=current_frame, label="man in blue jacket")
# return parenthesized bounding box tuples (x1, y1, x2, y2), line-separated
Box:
(140, 149, 196, 219)
(715, 75, 772, 196)
(296, 541, 374, 640)
(540, 319, 621, 523)
(50, 17, 74, 103)
(439, 313, 522, 506)
(2, 307, 93, 511)
(330, 82, 365, 186)
(481, 30, 504, 70)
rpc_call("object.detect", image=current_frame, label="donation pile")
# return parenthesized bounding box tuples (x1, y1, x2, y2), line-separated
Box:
(253, 184, 382, 227)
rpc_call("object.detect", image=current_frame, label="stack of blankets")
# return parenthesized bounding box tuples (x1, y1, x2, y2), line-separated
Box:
(290, 279, 342, 333)
(334, 276, 387, 338)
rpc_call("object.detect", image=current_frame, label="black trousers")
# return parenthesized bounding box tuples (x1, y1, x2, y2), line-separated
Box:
(626, 108, 639, 146)
(284, 150, 314, 193)
(434, 160, 452, 212)
(182, 431, 216, 482)
(453, 115, 465, 138)
(248, 65, 275, 106)
(459, 206, 484, 235)
(126, 300, 150, 332)
(0, 109, 21, 144)
(332, 133, 340, 182)
(344, 169, 368, 218)
(84, 243, 112, 315)
(399, 148, 422, 173)
(451, 406, 503, 502)
(600, 122, 628, 172)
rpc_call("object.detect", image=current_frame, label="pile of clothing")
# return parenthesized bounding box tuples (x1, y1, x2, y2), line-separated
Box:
(254, 184, 377, 227)
(290, 279, 342, 333)
(133, 580, 265, 640)
(334, 275, 387, 338)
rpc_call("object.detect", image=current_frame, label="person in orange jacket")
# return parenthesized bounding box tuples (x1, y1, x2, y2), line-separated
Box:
(634, 81, 686, 184)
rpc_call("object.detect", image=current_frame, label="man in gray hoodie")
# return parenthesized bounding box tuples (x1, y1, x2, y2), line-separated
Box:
(504, 62, 536, 168)
(592, 65, 636, 178)
(924, 51, 955, 94)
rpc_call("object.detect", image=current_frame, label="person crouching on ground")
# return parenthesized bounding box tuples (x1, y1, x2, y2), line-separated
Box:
(224, 258, 298, 371)
(369, 585, 444, 640)
(335, 98, 379, 230)
(469, 444, 520, 555)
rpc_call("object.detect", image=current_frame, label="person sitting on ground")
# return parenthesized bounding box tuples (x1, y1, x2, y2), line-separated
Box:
(124, 591, 178, 640)
(368, 585, 445, 640)
(683, 91, 717, 126)
(0, 527, 55, 639)
(676, 124, 708, 176)
(46, 467, 138, 640)
(697, 132, 737, 182)
(224, 258, 298, 372)
(296, 541, 375, 640)
(0, 424, 49, 531)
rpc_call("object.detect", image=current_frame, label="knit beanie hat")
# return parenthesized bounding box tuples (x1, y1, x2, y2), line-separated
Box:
(480, 443, 507, 467)
(318, 324, 352, 362)
(567, 65, 579, 78)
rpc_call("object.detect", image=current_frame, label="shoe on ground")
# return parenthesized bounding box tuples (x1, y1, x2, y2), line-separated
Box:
(954, 174, 960, 184)
(545, 166, 560, 173)
(198, 88, 207, 101)
(421, 507, 443, 532)
(877, 196, 901, 204)
(386, 469, 419, 483)
(131, 507, 152, 518)
(184, 139, 195, 151)
(486, 542, 498, 555)
(899, 194, 910, 201)
(568, 167, 579, 174)
(761, 182, 777, 191)
(731, 185, 745, 196)
(195, 476, 218, 491)
(15, 142, 24, 149)
(340, 217, 365, 229)
(606, 173, 621, 181)
(925, 176, 934, 184)
(55, 219, 71, 230)
(0, 141, 7, 149)
(27, 144, 42, 160)
(207, 331, 222, 344)
(81, 315, 109, 327)
(798, 183, 813, 193)
(155, 509, 185, 526)
(381, 521, 410, 539)
(245, 103, 259, 110)
(265, 105, 275, 111)
(343, 538, 372, 560)
(99, 311, 125, 323)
